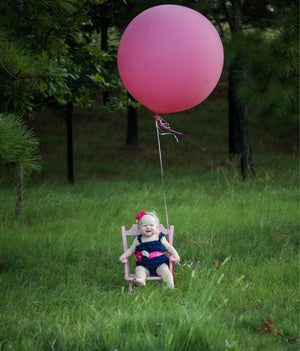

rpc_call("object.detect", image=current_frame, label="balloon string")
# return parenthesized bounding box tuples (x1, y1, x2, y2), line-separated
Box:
(155, 115, 206, 151)
(154, 114, 205, 229)
(155, 117, 169, 231)
(154, 114, 205, 231)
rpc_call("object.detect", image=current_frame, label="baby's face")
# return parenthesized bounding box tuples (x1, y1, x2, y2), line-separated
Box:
(139, 215, 159, 237)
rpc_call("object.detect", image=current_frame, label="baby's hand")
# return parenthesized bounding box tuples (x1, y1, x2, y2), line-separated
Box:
(119, 254, 127, 263)
(170, 255, 180, 264)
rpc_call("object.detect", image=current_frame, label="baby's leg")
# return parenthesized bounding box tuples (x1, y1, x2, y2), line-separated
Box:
(156, 264, 174, 289)
(134, 266, 149, 286)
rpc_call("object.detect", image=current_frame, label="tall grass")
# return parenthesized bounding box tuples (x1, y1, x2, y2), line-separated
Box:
(0, 157, 299, 350)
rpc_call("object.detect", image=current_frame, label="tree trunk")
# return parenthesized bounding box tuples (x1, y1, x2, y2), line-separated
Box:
(228, 60, 243, 155)
(226, 0, 255, 178)
(126, 94, 138, 146)
(240, 105, 255, 179)
(15, 167, 23, 217)
(66, 102, 74, 183)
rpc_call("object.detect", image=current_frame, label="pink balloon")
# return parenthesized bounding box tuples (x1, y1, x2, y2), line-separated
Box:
(117, 5, 224, 114)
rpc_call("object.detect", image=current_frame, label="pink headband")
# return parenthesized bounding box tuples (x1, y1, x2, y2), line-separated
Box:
(135, 211, 159, 225)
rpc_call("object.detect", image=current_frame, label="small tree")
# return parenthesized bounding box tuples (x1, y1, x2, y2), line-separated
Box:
(0, 114, 41, 216)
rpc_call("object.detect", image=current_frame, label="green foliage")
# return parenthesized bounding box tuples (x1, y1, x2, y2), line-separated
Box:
(236, 4, 299, 122)
(0, 113, 41, 178)
(0, 0, 79, 114)
(189, 0, 299, 125)
(0, 0, 119, 115)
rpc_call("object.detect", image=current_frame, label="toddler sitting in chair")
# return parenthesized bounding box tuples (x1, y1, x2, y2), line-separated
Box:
(119, 211, 180, 289)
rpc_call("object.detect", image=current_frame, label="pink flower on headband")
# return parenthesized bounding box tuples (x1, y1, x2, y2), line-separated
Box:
(135, 211, 146, 221)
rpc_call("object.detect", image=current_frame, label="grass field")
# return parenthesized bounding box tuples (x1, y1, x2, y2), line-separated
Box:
(0, 96, 299, 350)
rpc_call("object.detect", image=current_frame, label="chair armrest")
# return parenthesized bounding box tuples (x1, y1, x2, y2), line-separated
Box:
(169, 257, 176, 262)
(121, 259, 128, 264)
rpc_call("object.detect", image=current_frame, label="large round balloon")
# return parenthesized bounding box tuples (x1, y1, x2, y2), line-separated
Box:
(117, 5, 224, 114)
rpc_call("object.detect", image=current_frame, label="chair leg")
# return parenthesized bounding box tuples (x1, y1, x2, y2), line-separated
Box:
(128, 282, 133, 294)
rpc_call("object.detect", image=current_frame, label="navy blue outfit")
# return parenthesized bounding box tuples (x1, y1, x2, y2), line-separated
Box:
(135, 233, 169, 276)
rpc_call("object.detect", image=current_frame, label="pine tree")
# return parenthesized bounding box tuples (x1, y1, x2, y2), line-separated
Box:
(238, 3, 299, 122)
(0, 114, 41, 216)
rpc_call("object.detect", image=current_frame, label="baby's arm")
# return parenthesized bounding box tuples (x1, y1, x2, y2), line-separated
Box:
(119, 238, 138, 262)
(161, 237, 180, 263)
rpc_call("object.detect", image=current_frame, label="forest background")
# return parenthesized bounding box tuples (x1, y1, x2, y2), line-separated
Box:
(0, 0, 298, 204)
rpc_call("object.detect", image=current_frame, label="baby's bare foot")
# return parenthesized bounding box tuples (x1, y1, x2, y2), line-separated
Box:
(133, 276, 146, 287)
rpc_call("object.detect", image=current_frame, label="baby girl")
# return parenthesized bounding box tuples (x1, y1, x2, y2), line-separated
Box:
(119, 211, 180, 289)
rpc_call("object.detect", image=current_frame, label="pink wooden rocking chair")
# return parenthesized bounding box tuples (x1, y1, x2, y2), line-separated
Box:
(121, 224, 175, 290)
